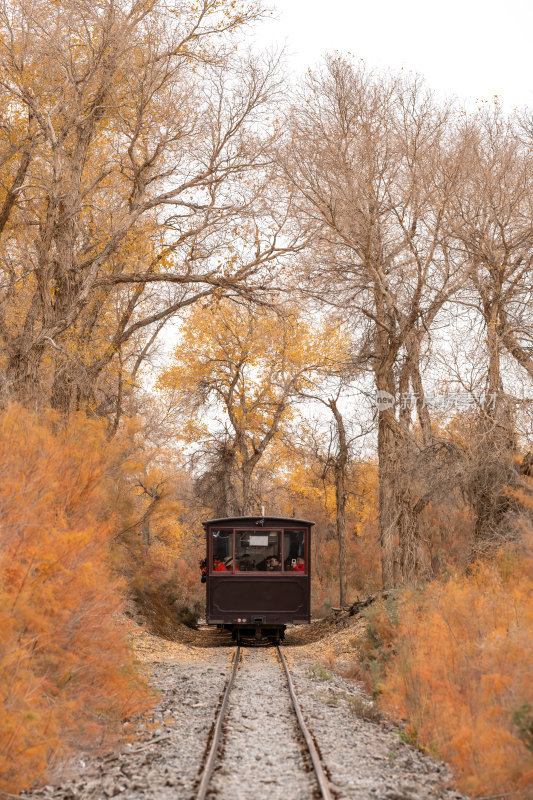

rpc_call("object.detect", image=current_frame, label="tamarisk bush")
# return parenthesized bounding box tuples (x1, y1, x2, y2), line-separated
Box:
(361, 539, 533, 798)
(0, 407, 153, 793)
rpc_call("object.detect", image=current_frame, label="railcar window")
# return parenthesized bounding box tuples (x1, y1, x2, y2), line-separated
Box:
(235, 530, 281, 572)
(211, 530, 233, 572)
(283, 530, 307, 573)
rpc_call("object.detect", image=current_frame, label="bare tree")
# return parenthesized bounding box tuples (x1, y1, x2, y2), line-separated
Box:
(194, 437, 240, 518)
(300, 390, 366, 606)
(282, 57, 465, 586)
(449, 110, 533, 549)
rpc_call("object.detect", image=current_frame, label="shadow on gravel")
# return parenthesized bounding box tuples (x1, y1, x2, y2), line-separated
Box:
(130, 591, 386, 648)
(148, 610, 363, 648)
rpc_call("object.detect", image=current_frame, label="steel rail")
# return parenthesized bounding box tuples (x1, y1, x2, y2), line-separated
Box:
(276, 645, 334, 800)
(194, 645, 241, 800)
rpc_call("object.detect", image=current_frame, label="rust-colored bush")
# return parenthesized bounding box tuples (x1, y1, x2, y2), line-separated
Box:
(367, 545, 533, 797)
(131, 552, 204, 637)
(0, 407, 153, 794)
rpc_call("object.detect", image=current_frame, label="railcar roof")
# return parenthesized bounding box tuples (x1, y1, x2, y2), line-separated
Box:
(202, 516, 315, 528)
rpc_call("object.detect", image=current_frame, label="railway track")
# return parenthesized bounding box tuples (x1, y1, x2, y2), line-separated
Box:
(193, 644, 334, 800)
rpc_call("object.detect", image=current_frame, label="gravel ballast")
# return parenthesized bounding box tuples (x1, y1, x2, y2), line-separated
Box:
(21, 627, 469, 800)
(208, 647, 316, 800)
(285, 656, 467, 800)
(23, 638, 234, 800)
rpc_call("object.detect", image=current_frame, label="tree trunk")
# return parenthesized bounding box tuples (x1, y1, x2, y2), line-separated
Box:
(377, 409, 399, 589)
(221, 446, 239, 517)
(471, 305, 518, 552)
(50, 368, 76, 415)
(6, 342, 48, 410)
(335, 464, 348, 606)
(241, 463, 253, 516)
(329, 398, 349, 607)
(397, 488, 430, 581)
(407, 335, 433, 448)
(374, 347, 402, 589)
(375, 353, 429, 588)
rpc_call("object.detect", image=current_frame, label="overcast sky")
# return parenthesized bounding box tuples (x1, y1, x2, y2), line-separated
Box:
(253, 0, 533, 110)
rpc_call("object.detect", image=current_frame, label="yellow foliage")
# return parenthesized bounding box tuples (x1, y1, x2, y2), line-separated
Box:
(157, 300, 350, 457)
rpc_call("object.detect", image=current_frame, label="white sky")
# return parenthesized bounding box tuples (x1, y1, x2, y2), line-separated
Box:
(254, 0, 533, 110)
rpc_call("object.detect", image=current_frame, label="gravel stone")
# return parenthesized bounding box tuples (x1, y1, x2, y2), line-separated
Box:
(20, 627, 470, 800)
(209, 647, 316, 800)
(285, 656, 469, 800)
(22, 646, 233, 800)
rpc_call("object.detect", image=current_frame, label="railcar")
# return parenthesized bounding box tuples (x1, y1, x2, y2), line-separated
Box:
(203, 516, 314, 642)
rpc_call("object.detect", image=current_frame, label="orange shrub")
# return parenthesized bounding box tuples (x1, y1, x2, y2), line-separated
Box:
(0, 407, 153, 794)
(375, 546, 533, 798)
(130, 548, 204, 636)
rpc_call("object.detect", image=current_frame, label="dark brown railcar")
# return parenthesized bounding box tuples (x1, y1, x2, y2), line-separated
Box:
(203, 516, 314, 641)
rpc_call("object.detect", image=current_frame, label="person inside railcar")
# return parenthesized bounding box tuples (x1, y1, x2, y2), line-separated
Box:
(212, 529, 233, 572)
(284, 530, 306, 571)
(199, 557, 207, 582)
(237, 552, 256, 571)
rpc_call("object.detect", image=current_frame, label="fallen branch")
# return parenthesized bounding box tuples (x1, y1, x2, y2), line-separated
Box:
(347, 590, 392, 617)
